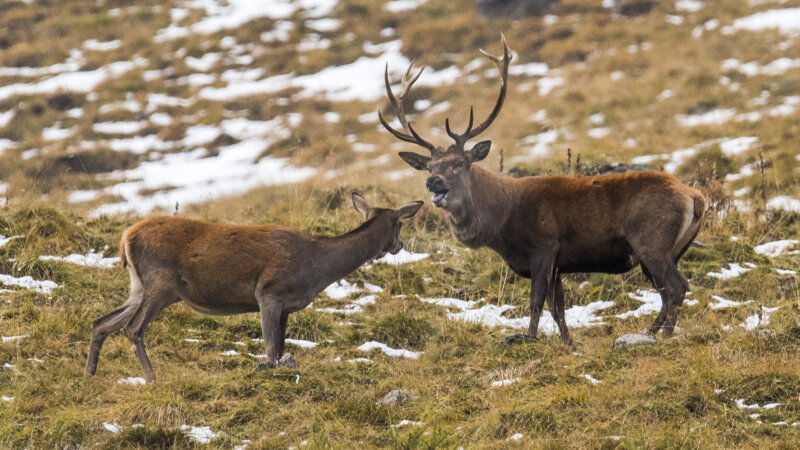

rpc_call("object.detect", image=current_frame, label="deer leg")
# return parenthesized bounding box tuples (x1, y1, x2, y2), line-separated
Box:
(550, 274, 573, 347)
(662, 266, 689, 336)
(638, 255, 685, 336)
(528, 250, 556, 339)
(85, 302, 138, 377)
(256, 298, 284, 368)
(277, 312, 289, 358)
(123, 286, 176, 383)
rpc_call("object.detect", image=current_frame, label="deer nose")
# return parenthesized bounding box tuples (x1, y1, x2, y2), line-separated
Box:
(426, 175, 444, 192)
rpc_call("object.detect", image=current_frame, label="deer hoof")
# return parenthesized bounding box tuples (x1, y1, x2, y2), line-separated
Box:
(499, 333, 538, 348)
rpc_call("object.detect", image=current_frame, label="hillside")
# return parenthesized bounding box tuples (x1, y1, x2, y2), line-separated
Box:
(1, 0, 799, 447)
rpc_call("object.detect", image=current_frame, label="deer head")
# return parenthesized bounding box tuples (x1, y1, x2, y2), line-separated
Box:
(351, 192, 423, 255)
(379, 35, 511, 213)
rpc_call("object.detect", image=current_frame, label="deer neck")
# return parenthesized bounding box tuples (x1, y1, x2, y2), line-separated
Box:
(313, 216, 390, 285)
(448, 165, 512, 248)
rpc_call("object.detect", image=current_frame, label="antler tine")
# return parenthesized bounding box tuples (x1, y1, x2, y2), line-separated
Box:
(378, 61, 436, 152)
(465, 33, 512, 141)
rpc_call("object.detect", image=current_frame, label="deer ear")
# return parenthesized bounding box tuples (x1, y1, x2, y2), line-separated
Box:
(395, 201, 423, 221)
(399, 152, 431, 171)
(351, 192, 370, 220)
(468, 140, 492, 162)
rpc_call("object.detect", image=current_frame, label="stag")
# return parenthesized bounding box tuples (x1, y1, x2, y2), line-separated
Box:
(379, 35, 704, 344)
(85, 193, 422, 382)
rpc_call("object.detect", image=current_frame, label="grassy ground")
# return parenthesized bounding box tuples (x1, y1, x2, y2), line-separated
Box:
(1, 0, 800, 448)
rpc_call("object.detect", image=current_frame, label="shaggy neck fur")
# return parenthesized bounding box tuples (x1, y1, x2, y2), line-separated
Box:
(448, 165, 514, 248)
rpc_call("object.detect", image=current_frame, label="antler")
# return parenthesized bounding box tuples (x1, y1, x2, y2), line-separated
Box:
(378, 61, 436, 152)
(446, 33, 512, 147)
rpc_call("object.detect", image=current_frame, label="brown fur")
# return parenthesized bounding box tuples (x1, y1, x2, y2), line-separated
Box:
(85, 194, 422, 381)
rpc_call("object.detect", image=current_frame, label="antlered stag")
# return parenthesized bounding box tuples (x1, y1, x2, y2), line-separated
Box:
(379, 35, 704, 344)
(85, 193, 422, 381)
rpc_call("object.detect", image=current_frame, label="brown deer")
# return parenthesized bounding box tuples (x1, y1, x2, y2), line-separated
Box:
(379, 35, 704, 344)
(85, 193, 422, 382)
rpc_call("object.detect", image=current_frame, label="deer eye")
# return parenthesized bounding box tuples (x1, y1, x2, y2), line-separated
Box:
(454, 160, 464, 169)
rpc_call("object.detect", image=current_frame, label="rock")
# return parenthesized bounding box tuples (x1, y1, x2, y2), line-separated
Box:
(279, 353, 299, 368)
(613, 333, 657, 350)
(476, 0, 558, 18)
(499, 334, 539, 348)
(377, 390, 418, 407)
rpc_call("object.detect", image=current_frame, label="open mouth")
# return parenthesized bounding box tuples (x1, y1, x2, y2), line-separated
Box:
(431, 190, 449, 206)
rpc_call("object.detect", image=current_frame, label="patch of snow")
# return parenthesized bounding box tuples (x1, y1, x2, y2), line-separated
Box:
(42, 125, 74, 141)
(507, 433, 523, 441)
(285, 338, 317, 348)
(419, 297, 478, 310)
(3, 363, 15, 370)
(357, 341, 421, 359)
(1, 396, 14, 402)
(754, 239, 798, 257)
(220, 350, 239, 356)
(723, 57, 800, 77)
(2, 335, 29, 343)
(676, 0, 703, 12)
(103, 422, 121, 433)
(39, 249, 120, 268)
(93, 121, 148, 135)
(181, 425, 220, 444)
(373, 249, 429, 265)
(740, 306, 779, 330)
(719, 136, 757, 156)
(707, 262, 755, 280)
(0, 235, 22, 248)
(117, 377, 146, 385)
(201, 40, 457, 103)
(0, 110, 15, 128)
(775, 268, 797, 275)
(384, 0, 427, 13)
(306, 18, 341, 32)
(581, 374, 601, 384)
(616, 290, 662, 319)
(491, 377, 521, 387)
(184, 338, 200, 343)
(185, 53, 221, 72)
(0, 58, 145, 102)
(587, 127, 611, 139)
(675, 109, 736, 127)
(0, 274, 59, 294)
(438, 297, 613, 335)
(710, 295, 754, 310)
(509, 62, 549, 77)
(522, 129, 559, 158)
(538, 76, 563, 96)
(767, 196, 800, 213)
(83, 39, 122, 51)
(736, 398, 760, 409)
(666, 15, 684, 25)
(84, 116, 314, 217)
(347, 357, 371, 363)
(391, 419, 424, 428)
(353, 295, 377, 306)
(731, 8, 800, 36)
(324, 279, 362, 300)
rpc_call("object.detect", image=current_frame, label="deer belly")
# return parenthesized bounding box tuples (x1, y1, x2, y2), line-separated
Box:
(556, 239, 638, 274)
(178, 281, 261, 315)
